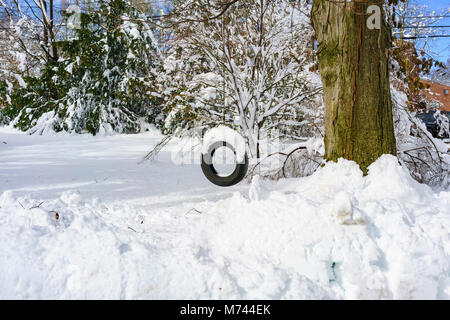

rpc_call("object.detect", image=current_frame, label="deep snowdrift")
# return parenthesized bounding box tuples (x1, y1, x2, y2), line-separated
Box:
(0, 128, 449, 299)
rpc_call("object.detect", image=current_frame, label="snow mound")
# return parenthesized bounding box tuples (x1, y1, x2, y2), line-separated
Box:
(207, 155, 450, 299)
(0, 142, 449, 299)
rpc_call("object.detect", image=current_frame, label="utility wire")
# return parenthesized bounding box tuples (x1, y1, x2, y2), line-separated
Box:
(403, 15, 450, 19)
(393, 26, 450, 29)
(396, 35, 450, 39)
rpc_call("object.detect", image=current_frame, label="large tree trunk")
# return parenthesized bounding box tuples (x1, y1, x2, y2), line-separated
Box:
(311, 0, 396, 173)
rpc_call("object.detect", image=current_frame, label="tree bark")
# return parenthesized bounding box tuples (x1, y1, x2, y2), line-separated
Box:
(49, 0, 58, 61)
(43, 0, 49, 60)
(311, 0, 396, 173)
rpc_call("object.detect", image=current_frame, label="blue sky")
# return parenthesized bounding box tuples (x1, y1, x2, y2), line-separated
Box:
(415, 0, 450, 63)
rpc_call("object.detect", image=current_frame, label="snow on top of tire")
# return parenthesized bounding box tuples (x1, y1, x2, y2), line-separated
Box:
(202, 125, 247, 163)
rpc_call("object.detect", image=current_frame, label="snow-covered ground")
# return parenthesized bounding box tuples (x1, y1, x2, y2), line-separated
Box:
(0, 127, 449, 299)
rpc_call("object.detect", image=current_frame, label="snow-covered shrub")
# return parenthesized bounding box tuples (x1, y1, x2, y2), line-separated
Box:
(159, 0, 322, 158)
(435, 110, 450, 138)
(248, 137, 324, 181)
(388, 35, 450, 189)
(393, 87, 450, 188)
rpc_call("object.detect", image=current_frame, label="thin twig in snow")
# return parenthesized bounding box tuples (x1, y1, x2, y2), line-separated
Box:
(29, 201, 44, 209)
(17, 201, 25, 209)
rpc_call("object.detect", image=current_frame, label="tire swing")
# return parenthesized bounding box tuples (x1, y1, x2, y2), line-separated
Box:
(201, 126, 249, 187)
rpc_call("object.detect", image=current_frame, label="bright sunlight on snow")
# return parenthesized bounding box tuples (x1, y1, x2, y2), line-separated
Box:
(0, 127, 449, 299)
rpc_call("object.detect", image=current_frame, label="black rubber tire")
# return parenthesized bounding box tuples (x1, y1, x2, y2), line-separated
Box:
(201, 141, 248, 187)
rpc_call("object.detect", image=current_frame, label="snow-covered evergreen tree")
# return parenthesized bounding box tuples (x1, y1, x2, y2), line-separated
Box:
(2, 0, 163, 134)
